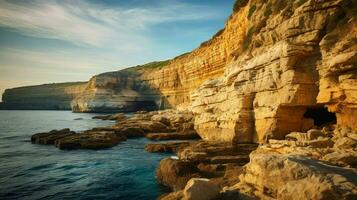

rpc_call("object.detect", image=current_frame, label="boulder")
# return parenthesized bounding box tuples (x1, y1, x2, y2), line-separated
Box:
(158, 191, 184, 200)
(156, 158, 201, 191)
(236, 151, 357, 200)
(55, 131, 126, 150)
(183, 178, 220, 200)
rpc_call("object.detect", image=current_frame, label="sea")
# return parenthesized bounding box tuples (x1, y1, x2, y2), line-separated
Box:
(0, 110, 170, 200)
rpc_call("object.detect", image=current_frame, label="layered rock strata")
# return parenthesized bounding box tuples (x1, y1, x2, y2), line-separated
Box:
(225, 126, 357, 200)
(158, 122, 356, 200)
(1, 82, 86, 110)
(191, 0, 357, 143)
(71, 70, 162, 113)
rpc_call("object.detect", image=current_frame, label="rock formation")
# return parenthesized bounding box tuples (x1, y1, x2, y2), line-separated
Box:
(5, 0, 355, 145)
(1, 82, 87, 110)
(23, 0, 356, 199)
(191, 0, 357, 143)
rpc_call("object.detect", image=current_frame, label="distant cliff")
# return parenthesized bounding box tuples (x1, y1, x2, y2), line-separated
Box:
(1, 82, 87, 110)
(71, 62, 168, 113)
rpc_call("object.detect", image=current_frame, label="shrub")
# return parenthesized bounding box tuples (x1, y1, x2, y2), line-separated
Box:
(233, 0, 249, 13)
(243, 26, 255, 50)
(248, 5, 257, 19)
(264, 2, 272, 16)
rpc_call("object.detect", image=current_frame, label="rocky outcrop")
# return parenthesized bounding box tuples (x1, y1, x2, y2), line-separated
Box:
(31, 128, 126, 150)
(71, 69, 162, 113)
(182, 178, 220, 200)
(1, 82, 86, 110)
(191, 0, 357, 143)
(219, 125, 357, 200)
(156, 158, 201, 191)
(55, 130, 126, 150)
(31, 128, 76, 144)
(235, 152, 357, 200)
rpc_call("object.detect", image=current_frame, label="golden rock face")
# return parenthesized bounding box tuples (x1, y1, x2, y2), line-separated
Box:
(190, 0, 357, 142)
(70, 0, 356, 142)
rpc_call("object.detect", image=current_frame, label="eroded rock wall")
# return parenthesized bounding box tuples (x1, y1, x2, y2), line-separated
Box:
(191, 0, 357, 143)
(71, 7, 249, 112)
(71, 70, 160, 113)
(1, 82, 87, 110)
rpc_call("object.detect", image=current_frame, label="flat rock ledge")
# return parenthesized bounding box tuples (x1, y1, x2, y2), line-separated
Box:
(31, 109, 198, 150)
(145, 141, 193, 153)
(157, 126, 357, 200)
(32, 129, 126, 150)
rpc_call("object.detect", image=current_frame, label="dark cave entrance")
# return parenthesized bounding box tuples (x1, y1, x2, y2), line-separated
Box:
(303, 107, 336, 126)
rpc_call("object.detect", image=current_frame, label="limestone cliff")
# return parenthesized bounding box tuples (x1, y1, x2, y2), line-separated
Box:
(71, 8, 249, 112)
(2, 0, 356, 144)
(1, 82, 87, 110)
(71, 67, 162, 113)
(190, 0, 357, 143)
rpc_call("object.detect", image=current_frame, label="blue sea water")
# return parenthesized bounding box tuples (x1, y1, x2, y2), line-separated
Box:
(0, 110, 170, 200)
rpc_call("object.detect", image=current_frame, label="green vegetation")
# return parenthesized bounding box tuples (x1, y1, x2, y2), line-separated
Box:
(124, 60, 170, 72)
(243, 26, 255, 50)
(264, 2, 272, 16)
(199, 27, 225, 48)
(173, 52, 190, 60)
(248, 5, 257, 19)
(233, 0, 249, 13)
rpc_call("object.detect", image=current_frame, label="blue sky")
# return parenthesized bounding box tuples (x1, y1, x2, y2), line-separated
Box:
(0, 0, 235, 97)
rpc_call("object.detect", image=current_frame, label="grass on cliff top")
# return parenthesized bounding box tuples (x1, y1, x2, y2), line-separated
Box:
(233, 0, 249, 13)
(124, 60, 170, 72)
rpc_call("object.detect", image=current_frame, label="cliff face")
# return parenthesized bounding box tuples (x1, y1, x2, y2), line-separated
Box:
(2, 0, 355, 143)
(191, 0, 357, 143)
(139, 11, 249, 107)
(71, 9, 249, 112)
(71, 69, 161, 113)
(1, 82, 87, 110)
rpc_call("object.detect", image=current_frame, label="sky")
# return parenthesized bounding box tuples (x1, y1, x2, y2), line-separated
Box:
(0, 0, 235, 98)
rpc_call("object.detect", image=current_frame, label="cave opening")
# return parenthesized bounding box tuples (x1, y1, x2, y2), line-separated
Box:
(303, 107, 336, 126)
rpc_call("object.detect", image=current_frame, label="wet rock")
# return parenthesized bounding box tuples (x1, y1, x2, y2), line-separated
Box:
(31, 128, 75, 145)
(156, 158, 201, 191)
(183, 178, 220, 200)
(145, 132, 200, 141)
(92, 113, 126, 121)
(55, 131, 126, 150)
(116, 127, 146, 138)
(145, 141, 192, 153)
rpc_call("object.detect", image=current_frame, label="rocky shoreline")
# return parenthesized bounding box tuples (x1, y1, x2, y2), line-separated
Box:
(30, 109, 357, 200)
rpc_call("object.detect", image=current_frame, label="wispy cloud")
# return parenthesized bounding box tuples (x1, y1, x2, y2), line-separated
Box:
(0, 0, 220, 47)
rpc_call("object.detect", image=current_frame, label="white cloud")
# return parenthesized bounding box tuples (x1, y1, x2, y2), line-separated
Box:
(0, 0, 220, 47)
